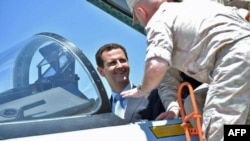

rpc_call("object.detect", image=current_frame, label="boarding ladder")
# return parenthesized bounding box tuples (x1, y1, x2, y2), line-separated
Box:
(177, 82, 204, 141)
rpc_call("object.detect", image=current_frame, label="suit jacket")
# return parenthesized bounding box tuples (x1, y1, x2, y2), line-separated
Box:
(180, 72, 202, 98)
(110, 86, 165, 123)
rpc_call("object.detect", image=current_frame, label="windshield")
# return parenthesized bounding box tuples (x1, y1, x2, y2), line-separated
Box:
(0, 33, 106, 123)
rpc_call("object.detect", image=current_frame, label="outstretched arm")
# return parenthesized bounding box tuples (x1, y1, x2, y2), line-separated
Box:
(121, 56, 169, 98)
(156, 68, 182, 120)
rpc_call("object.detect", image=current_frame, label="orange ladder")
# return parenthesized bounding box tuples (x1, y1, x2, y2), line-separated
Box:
(177, 82, 204, 141)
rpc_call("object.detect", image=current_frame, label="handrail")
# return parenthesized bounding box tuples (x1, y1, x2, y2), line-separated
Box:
(177, 82, 204, 141)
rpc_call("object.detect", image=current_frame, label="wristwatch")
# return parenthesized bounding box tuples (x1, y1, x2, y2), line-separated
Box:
(137, 85, 150, 97)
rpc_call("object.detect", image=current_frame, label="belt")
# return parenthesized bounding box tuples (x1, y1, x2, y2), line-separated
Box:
(246, 13, 250, 22)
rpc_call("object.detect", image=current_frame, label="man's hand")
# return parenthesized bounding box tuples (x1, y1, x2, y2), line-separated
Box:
(121, 88, 146, 98)
(156, 111, 179, 120)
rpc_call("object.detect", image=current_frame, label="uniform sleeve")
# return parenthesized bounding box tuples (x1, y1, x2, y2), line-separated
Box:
(145, 20, 173, 66)
(157, 67, 182, 112)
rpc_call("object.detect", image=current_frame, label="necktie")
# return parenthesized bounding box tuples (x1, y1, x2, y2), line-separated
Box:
(114, 94, 125, 109)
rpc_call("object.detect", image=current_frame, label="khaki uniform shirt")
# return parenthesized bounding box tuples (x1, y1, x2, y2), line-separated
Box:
(145, 1, 250, 83)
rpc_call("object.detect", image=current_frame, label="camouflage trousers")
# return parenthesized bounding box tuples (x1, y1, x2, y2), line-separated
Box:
(184, 38, 250, 141)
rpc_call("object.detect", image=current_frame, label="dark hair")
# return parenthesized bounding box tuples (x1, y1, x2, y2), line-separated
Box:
(95, 43, 128, 68)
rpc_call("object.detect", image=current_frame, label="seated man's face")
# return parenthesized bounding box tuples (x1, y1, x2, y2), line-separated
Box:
(98, 48, 130, 87)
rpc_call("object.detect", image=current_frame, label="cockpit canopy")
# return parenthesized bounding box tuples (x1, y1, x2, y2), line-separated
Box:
(0, 32, 110, 123)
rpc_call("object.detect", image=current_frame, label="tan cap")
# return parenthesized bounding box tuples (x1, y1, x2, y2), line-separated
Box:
(125, 0, 140, 25)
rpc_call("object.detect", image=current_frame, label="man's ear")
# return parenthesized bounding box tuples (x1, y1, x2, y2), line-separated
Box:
(97, 67, 105, 77)
(135, 6, 147, 22)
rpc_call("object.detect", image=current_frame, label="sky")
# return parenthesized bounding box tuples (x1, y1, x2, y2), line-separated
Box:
(0, 0, 147, 94)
